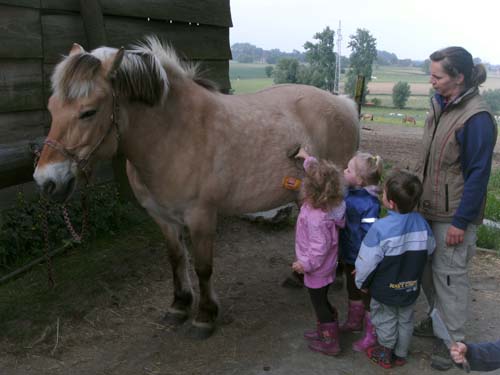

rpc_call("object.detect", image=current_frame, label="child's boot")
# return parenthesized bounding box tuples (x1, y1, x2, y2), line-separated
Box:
(367, 344, 393, 369)
(352, 311, 377, 352)
(339, 300, 364, 332)
(308, 321, 341, 356)
(303, 320, 320, 340)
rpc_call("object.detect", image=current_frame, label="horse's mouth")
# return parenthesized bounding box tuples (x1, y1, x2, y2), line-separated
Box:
(46, 176, 76, 203)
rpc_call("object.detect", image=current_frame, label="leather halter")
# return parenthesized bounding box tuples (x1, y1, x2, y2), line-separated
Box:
(43, 90, 120, 178)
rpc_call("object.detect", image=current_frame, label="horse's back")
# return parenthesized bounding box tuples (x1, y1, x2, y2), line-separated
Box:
(229, 84, 359, 166)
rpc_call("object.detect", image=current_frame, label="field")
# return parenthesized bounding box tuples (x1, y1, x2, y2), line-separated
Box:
(230, 63, 500, 112)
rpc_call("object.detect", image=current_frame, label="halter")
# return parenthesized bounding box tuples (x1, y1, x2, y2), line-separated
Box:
(43, 90, 121, 179)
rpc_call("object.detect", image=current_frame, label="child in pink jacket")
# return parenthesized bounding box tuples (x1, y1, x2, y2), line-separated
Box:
(292, 147, 346, 356)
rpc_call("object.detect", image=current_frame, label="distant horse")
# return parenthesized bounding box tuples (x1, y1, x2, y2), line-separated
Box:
(402, 115, 417, 125)
(360, 113, 374, 121)
(33, 37, 360, 338)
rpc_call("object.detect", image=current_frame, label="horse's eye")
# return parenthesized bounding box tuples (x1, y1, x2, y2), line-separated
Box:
(79, 110, 97, 120)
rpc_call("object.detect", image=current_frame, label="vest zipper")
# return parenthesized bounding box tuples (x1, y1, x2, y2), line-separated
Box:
(445, 184, 449, 212)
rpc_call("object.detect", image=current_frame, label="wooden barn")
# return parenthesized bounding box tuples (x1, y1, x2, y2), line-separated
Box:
(0, 0, 232, 204)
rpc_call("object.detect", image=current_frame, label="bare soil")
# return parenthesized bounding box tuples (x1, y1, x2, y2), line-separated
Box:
(1, 123, 500, 375)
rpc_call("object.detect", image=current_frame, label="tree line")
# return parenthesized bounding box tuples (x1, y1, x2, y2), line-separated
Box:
(232, 28, 500, 111)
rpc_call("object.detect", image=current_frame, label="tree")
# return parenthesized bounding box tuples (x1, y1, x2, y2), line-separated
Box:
(273, 58, 299, 84)
(483, 89, 500, 113)
(344, 29, 377, 101)
(422, 59, 431, 74)
(392, 81, 411, 108)
(264, 66, 274, 78)
(303, 27, 336, 91)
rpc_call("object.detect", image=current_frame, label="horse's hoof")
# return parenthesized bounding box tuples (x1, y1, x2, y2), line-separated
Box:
(163, 309, 188, 326)
(187, 321, 215, 339)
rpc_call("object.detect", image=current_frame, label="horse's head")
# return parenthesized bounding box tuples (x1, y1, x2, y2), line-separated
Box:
(33, 44, 124, 202)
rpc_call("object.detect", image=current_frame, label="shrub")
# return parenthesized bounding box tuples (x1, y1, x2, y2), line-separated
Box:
(0, 183, 139, 271)
(392, 81, 411, 108)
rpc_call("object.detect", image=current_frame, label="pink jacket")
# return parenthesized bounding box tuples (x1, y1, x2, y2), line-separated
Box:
(295, 157, 346, 288)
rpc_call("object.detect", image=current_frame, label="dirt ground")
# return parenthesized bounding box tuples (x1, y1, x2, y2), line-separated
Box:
(2, 123, 500, 375)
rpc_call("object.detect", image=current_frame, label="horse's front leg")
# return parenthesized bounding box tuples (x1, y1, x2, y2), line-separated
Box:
(154, 220, 194, 325)
(185, 207, 219, 339)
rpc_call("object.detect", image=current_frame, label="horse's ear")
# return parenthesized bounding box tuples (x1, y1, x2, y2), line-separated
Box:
(69, 43, 85, 56)
(103, 47, 125, 80)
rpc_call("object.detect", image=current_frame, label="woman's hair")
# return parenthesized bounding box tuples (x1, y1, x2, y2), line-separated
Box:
(384, 169, 423, 214)
(300, 159, 344, 210)
(430, 46, 487, 88)
(354, 152, 384, 186)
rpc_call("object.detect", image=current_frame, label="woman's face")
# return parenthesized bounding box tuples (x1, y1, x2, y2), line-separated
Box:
(429, 61, 464, 100)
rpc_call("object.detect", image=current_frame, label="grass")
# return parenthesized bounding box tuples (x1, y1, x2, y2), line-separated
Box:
(0, 215, 163, 346)
(230, 78, 274, 94)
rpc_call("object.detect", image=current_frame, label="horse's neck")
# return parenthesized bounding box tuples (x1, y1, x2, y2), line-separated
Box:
(119, 82, 212, 171)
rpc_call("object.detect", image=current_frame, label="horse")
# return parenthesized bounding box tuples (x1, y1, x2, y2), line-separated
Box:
(402, 115, 416, 125)
(33, 37, 360, 338)
(360, 113, 374, 121)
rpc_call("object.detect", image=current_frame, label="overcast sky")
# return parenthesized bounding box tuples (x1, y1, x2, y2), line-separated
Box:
(229, 0, 499, 65)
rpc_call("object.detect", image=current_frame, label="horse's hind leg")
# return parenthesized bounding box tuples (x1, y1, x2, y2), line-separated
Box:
(185, 208, 219, 339)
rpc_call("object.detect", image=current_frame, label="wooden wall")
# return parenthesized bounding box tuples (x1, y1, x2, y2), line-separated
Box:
(0, 0, 232, 193)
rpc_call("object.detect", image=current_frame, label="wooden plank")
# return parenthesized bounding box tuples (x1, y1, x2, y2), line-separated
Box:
(0, 5, 42, 59)
(0, 60, 43, 113)
(196, 60, 230, 91)
(41, 14, 88, 64)
(0, 139, 41, 189)
(41, 0, 232, 27)
(105, 17, 231, 60)
(0, 111, 48, 144)
(0, 1, 40, 8)
(42, 14, 230, 63)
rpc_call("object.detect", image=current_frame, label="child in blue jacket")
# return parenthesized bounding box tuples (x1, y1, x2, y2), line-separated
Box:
(339, 152, 383, 352)
(355, 170, 436, 368)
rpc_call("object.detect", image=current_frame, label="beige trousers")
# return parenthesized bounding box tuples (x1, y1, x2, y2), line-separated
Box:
(421, 221, 477, 342)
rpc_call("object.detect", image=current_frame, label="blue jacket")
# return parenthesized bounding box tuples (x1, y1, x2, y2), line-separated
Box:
(355, 211, 435, 307)
(464, 340, 500, 371)
(339, 186, 380, 264)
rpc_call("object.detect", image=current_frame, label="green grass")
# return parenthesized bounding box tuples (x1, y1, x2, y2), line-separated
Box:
(366, 94, 430, 110)
(371, 66, 429, 83)
(230, 78, 274, 94)
(229, 62, 270, 79)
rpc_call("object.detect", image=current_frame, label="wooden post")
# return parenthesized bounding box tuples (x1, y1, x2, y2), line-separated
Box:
(354, 74, 365, 116)
(79, 0, 137, 204)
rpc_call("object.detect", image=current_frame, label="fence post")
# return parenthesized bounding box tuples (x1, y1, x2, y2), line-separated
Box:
(354, 74, 365, 116)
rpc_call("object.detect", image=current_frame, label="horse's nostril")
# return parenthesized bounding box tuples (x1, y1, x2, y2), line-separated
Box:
(45, 181, 56, 195)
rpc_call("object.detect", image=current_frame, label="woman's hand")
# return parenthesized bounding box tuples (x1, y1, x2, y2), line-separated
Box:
(292, 261, 305, 274)
(446, 225, 465, 246)
(450, 342, 468, 364)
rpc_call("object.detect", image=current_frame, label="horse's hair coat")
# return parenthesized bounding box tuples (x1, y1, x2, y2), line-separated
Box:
(36, 37, 361, 339)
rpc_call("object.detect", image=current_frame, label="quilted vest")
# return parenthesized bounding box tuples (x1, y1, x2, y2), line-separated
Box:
(420, 88, 496, 224)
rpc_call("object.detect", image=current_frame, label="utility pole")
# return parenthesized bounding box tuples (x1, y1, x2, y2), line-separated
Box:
(334, 20, 342, 94)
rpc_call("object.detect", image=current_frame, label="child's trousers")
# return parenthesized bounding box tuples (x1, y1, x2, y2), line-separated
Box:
(370, 298, 415, 358)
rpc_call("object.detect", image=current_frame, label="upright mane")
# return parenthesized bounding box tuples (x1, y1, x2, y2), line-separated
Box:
(51, 36, 216, 106)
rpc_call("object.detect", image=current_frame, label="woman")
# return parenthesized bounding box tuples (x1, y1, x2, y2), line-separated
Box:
(414, 46, 497, 371)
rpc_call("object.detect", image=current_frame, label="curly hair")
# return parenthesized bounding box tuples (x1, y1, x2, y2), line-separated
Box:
(300, 159, 344, 210)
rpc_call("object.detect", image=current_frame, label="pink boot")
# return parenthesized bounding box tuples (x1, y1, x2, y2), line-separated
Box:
(352, 312, 377, 352)
(303, 321, 320, 340)
(308, 322, 341, 356)
(339, 300, 364, 332)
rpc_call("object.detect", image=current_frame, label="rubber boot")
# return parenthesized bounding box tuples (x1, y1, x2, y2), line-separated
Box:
(339, 300, 364, 332)
(303, 321, 320, 340)
(308, 322, 341, 356)
(352, 311, 377, 352)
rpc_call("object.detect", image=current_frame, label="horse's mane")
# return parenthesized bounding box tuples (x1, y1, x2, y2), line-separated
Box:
(51, 36, 217, 105)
